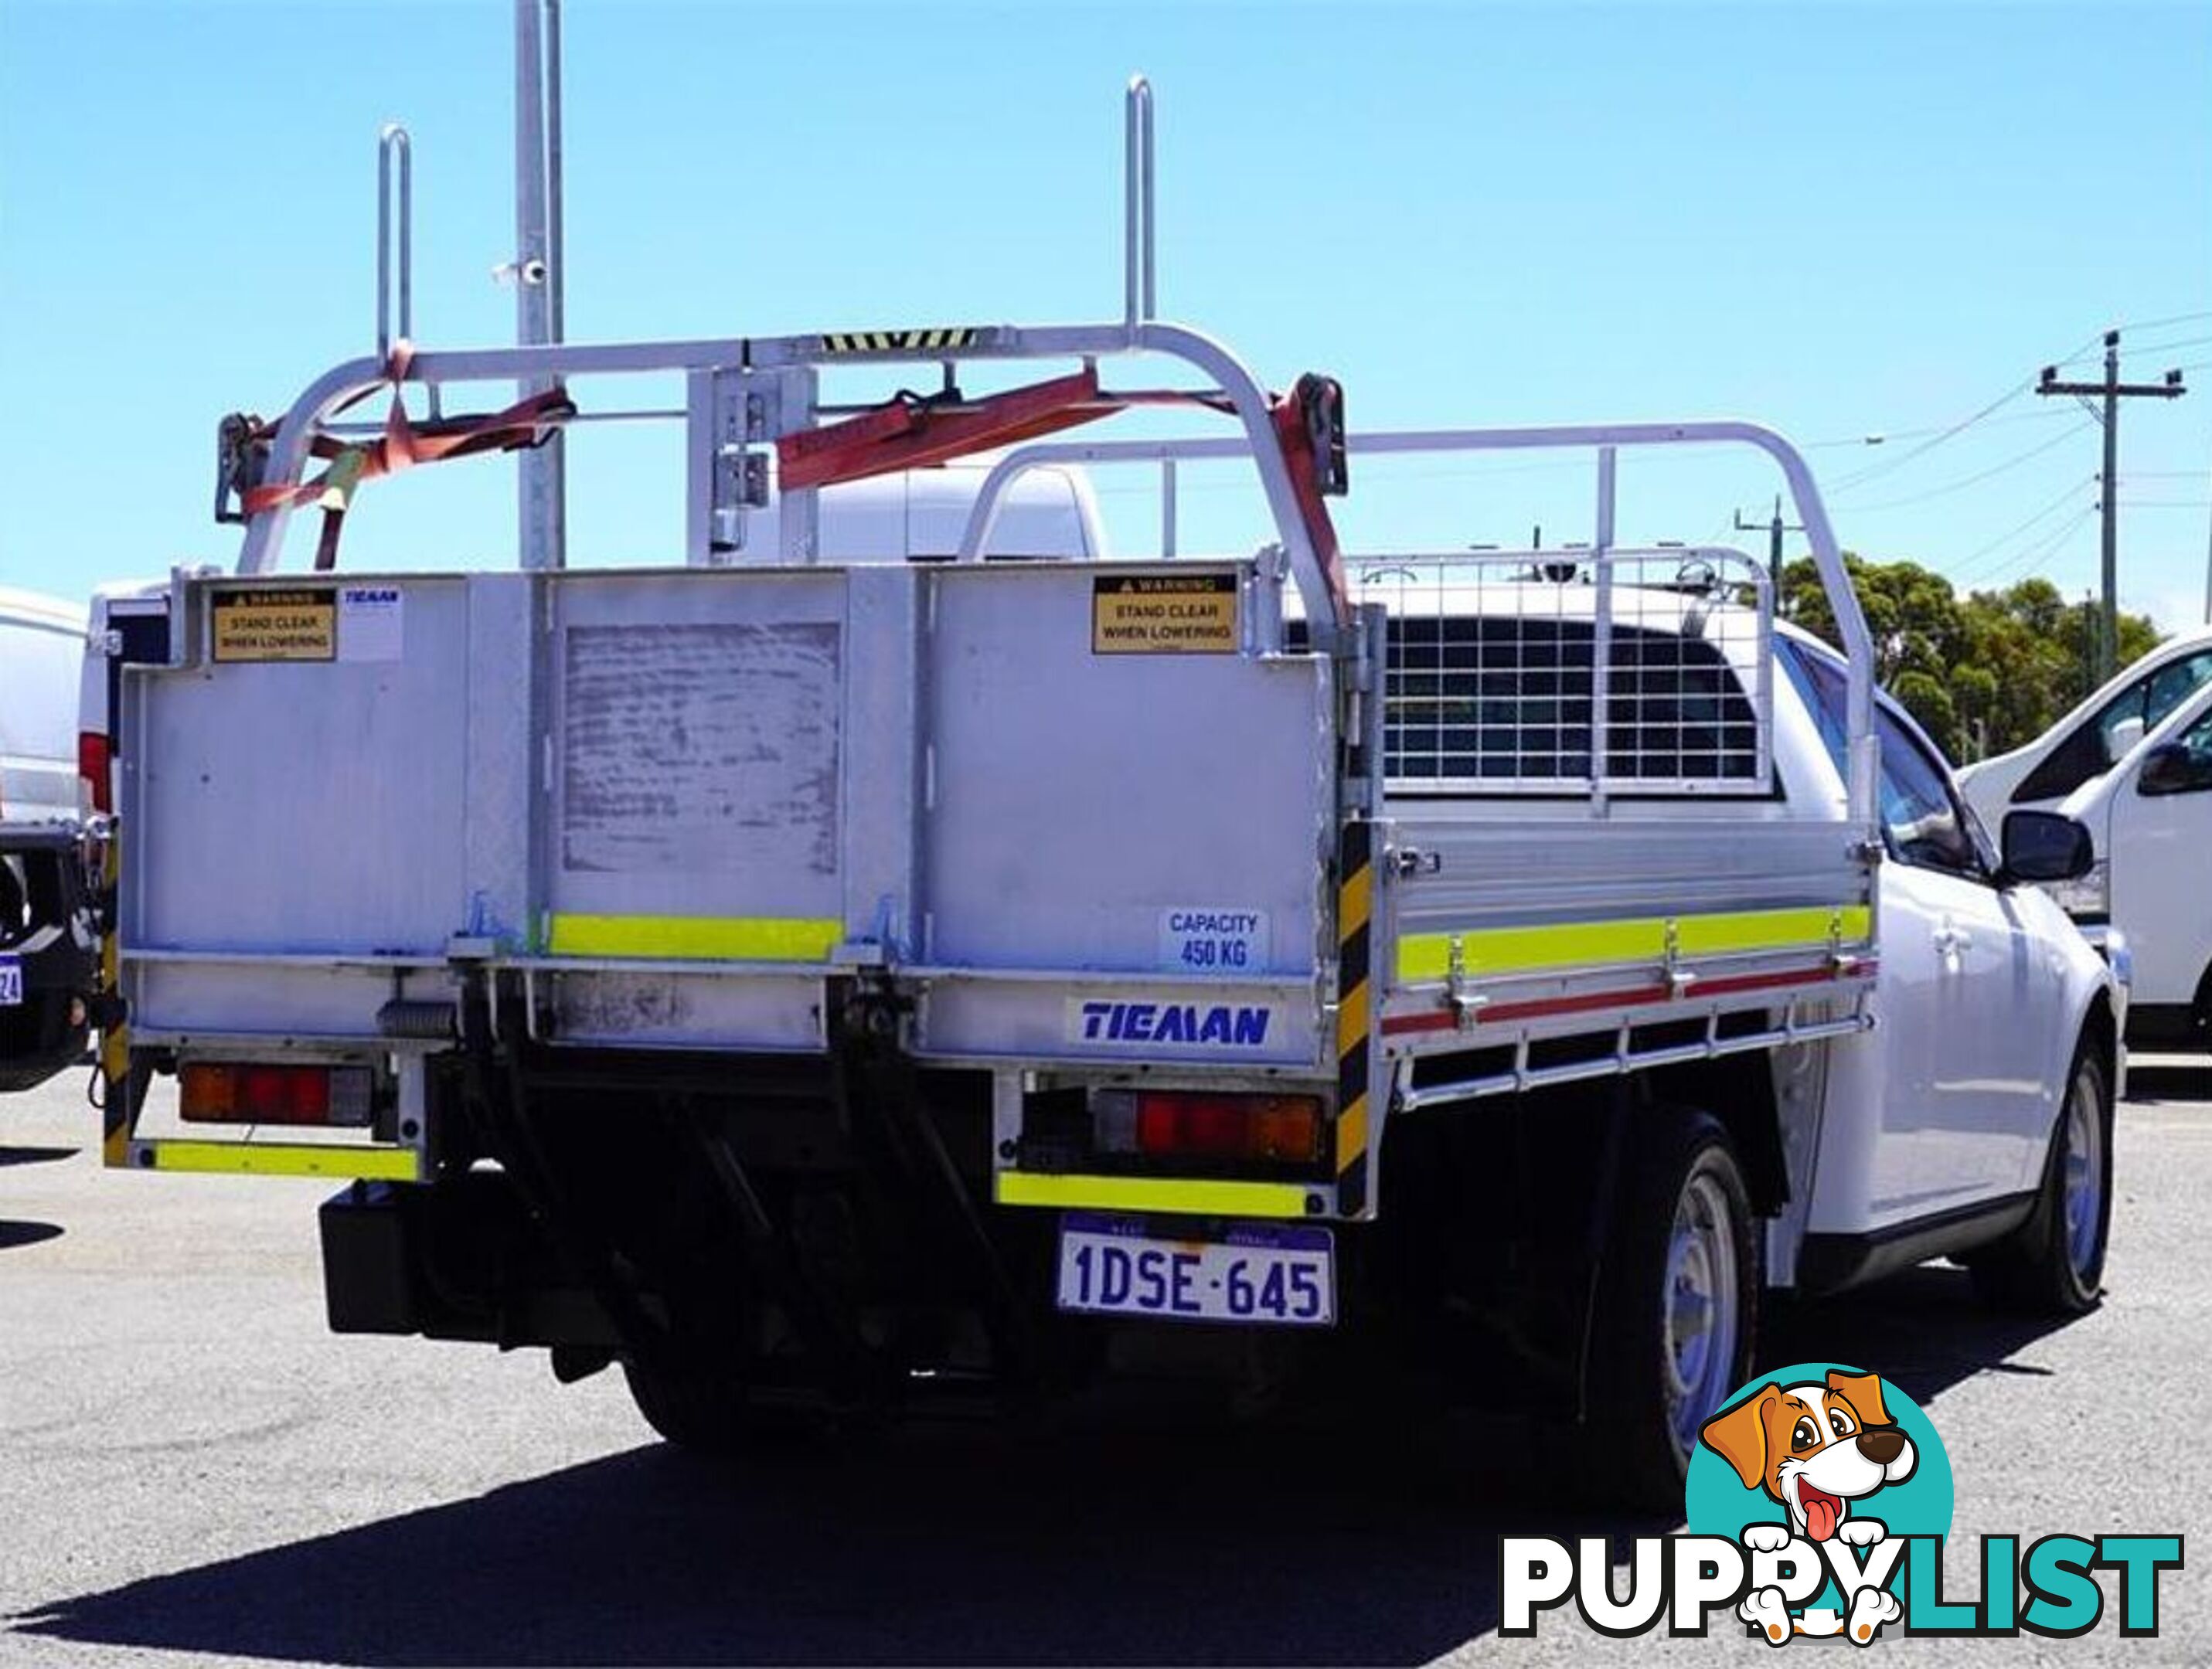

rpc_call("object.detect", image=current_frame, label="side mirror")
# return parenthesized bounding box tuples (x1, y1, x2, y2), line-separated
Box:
(2138, 743, 2212, 797)
(2000, 810, 2095, 883)
(2106, 713, 2146, 761)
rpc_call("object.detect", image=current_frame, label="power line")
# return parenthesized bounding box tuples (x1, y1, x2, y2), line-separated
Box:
(1836, 420, 2093, 512)
(1823, 330, 2109, 494)
(1799, 406, 2078, 452)
(1824, 382, 2037, 493)
(1966, 507, 2098, 590)
(2115, 308, 2212, 335)
(1945, 474, 2096, 582)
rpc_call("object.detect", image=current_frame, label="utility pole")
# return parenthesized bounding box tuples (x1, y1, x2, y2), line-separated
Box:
(2036, 330, 2185, 682)
(1734, 495, 1805, 570)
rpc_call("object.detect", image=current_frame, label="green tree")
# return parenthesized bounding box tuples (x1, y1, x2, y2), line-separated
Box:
(1777, 556, 2162, 762)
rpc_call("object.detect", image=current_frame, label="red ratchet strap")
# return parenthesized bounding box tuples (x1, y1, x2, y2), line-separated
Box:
(777, 365, 1350, 623)
(778, 367, 1121, 491)
(243, 344, 575, 570)
(1269, 376, 1350, 620)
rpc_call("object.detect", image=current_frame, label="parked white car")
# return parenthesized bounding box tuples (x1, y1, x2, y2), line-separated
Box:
(1960, 624, 2212, 822)
(2054, 679, 2212, 1045)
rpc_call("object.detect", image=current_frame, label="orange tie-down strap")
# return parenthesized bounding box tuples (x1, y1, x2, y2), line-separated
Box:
(777, 365, 1349, 617)
(242, 344, 575, 569)
(777, 367, 1121, 491)
(1271, 372, 1350, 618)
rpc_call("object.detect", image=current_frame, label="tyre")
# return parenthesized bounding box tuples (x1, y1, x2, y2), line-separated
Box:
(1968, 1045, 2112, 1316)
(1588, 1106, 1762, 1511)
(622, 1356, 754, 1456)
(622, 1351, 852, 1456)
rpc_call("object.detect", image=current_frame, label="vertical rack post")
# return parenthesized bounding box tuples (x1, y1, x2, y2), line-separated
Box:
(376, 124, 412, 361)
(515, 0, 567, 571)
(1588, 445, 1618, 814)
(1124, 76, 1155, 335)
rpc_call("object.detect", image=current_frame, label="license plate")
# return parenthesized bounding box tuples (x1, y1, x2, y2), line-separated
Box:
(0, 955, 20, 1007)
(1056, 1212, 1335, 1326)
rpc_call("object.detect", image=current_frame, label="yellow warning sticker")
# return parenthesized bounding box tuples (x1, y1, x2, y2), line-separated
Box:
(1091, 573, 1240, 654)
(211, 589, 336, 663)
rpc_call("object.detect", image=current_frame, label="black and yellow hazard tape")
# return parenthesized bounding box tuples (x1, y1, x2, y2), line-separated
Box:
(97, 834, 129, 1169)
(1333, 818, 1374, 1218)
(819, 327, 982, 355)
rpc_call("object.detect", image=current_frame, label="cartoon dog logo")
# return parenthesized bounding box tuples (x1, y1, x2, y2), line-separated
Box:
(1700, 1368, 1918, 1644)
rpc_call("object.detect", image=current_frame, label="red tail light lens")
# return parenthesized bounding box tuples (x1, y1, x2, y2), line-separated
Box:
(1118, 1092, 1322, 1164)
(179, 1062, 373, 1127)
(78, 733, 111, 814)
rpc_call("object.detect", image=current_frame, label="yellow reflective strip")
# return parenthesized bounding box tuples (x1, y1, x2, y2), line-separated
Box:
(1334, 1096, 1369, 1171)
(1334, 977, 1370, 1057)
(546, 914, 842, 961)
(1676, 905, 1870, 957)
(1339, 863, 1372, 939)
(1397, 904, 1870, 982)
(148, 1140, 421, 1181)
(994, 1171, 1310, 1219)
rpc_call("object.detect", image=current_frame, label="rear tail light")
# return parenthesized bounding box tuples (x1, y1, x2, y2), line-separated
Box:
(1094, 1090, 1322, 1165)
(78, 733, 111, 815)
(179, 1062, 373, 1127)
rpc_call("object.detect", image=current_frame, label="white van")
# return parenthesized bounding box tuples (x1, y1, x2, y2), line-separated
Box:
(0, 586, 87, 824)
(2, 586, 97, 1091)
(1960, 625, 2212, 824)
(2055, 679, 2212, 1045)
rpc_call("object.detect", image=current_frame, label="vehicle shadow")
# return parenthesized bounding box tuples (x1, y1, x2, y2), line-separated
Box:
(2124, 1059, 2211, 1103)
(12, 1266, 2069, 1667)
(0, 1219, 63, 1251)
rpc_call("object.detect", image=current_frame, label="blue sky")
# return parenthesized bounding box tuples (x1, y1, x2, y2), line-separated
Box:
(3, 2, 2207, 625)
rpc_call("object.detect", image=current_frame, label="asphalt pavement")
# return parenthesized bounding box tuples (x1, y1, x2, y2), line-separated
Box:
(3, 1062, 2210, 1667)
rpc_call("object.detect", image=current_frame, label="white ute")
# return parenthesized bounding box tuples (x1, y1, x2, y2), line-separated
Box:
(83, 87, 2122, 1502)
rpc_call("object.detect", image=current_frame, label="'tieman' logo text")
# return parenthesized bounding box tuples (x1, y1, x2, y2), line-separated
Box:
(1069, 1000, 1274, 1048)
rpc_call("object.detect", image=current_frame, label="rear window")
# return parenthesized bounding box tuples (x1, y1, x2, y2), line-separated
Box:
(1365, 615, 1761, 787)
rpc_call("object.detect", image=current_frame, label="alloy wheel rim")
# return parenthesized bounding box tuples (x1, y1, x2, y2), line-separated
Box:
(2061, 1066, 2105, 1280)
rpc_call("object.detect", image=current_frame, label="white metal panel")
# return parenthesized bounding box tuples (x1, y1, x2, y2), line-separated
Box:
(130, 578, 470, 955)
(921, 563, 1332, 979)
(548, 969, 824, 1051)
(130, 960, 440, 1041)
(463, 573, 537, 947)
(546, 571, 846, 926)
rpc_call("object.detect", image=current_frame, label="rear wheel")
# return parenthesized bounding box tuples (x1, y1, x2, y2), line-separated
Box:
(1588, 1106, 1761, 1510)
(1968, 1046, 2112, 1316)
(621, 1356, 756, 1456)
